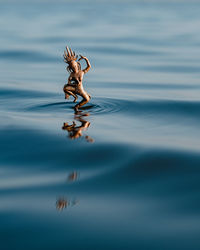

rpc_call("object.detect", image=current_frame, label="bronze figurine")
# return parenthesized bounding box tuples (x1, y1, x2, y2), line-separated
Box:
(63, 46, 91, 109)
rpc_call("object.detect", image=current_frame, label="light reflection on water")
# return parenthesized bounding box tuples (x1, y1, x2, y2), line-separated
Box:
(0, 0, 200, 249)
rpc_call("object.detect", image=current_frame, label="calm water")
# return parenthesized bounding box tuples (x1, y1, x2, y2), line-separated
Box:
(1, 0, 200, 249)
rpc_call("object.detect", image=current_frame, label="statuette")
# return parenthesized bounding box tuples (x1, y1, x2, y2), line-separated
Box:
(63, 46, 91, 109)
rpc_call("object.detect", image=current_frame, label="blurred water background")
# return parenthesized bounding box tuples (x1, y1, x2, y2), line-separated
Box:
(0, 0, 200, 249)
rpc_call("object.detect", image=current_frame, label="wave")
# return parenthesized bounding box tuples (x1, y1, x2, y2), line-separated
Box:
(84, 46, 163, 56)
(1, 124, 200, 189)
(0, 50, 58, 63)
(0, 87, 56, 99)
(142, 65, 200, 74)
(25, 97, 200, 121)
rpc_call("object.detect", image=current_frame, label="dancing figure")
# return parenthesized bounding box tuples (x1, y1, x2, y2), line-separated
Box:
(63, 46, 91, 109)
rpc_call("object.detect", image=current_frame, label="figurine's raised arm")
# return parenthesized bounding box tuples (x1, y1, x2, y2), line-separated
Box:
(79, 55, 91, 74)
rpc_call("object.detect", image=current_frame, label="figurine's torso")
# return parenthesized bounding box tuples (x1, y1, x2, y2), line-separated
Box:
(69, 71, 84, 85)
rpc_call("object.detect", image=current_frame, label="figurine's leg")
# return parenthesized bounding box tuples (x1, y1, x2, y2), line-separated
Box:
(63, 85, 77, 101)
(75, 91, 90, 109)
(66, 90, 78, 102)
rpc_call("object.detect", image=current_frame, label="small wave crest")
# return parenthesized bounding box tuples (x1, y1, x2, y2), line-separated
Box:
(27, 97, 200, 121)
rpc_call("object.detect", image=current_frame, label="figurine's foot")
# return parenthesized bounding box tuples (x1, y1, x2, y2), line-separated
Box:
(74, 105, 81, 115)
(74, 104, 80, 109)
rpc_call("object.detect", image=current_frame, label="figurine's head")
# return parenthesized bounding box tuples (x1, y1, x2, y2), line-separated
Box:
(68, 60, 81, 73)
(63, 46, 81, 73)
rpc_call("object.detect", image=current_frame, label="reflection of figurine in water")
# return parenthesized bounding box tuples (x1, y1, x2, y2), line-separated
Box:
(62, 111, 94, 142)
(67, 171, 78, 182)
(56, 198, 68, 211)
(63, 46, 91, 109)
(56, 172, 79, 211)
(56, 198, 78, 211)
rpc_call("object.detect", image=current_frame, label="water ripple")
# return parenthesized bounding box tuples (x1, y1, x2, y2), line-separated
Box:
(26, 98, 200, 121)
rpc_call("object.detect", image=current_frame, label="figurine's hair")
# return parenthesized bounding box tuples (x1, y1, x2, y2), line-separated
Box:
(67, 62, 81, 73)
(63, 46, 78, 63)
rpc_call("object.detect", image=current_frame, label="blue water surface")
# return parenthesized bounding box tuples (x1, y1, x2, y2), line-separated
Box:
(0, 0, 200, 249)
